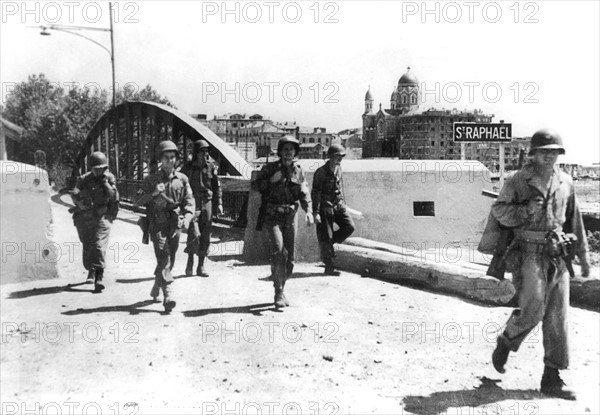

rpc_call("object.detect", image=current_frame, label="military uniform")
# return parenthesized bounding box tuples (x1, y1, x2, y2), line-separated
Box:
(139, 169, 195, 307)
(71, 164, 119, 292)
(180, 157, 222, 275)
(311, 160, 355, 273)
(254, 158, 312, 306)
(485, 129, 589, 400)
(489, 163, 588, 367)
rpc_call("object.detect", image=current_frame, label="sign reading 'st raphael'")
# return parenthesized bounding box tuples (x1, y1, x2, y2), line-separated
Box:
(453, 123, 512, 142)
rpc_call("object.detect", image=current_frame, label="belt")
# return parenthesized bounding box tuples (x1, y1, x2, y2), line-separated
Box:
(514, 229, 547, 243)
(266, 203, 297, 215)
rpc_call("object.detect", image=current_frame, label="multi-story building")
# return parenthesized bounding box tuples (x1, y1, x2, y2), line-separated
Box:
(361, 68, 529, 171)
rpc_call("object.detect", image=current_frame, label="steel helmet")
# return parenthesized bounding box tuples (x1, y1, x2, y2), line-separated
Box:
(277, 135, 300, 157)
(88, 152, 108, 168)
(529, 129, 565, 155)
(194, 139, 210, 151)
(327, 144, 346, 158)
(158, 140, 178, 156)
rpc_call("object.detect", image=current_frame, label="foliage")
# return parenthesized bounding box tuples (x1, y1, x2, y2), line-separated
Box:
(588, 230, 600, 253)
(1, 74, 175, 174)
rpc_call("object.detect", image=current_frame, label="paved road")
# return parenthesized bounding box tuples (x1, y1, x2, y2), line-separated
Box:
(1, 196, 598, 414)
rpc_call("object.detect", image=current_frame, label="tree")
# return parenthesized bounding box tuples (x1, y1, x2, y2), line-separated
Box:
(2, 74, 108, 168)
(116, 83, 176, 108)
(1, 74, 175, 171)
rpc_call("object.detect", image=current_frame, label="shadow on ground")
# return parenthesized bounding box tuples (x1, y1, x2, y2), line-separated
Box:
(183, 302, 277, 317)
(8, 283, 95, 298)
(401, 377, 546, 414)
(62, 300, 165, 315)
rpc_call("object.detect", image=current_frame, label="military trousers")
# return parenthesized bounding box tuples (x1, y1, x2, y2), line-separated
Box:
(75, 214, 112, 272)
(265, 211, 297, 289)
(316, 205, 355, 263)
(500, 250, 570, 369)
(185, 201, 212, 257)
(150, 222, 181, 299)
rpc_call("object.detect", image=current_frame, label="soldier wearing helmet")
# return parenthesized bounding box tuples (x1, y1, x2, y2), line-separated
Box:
(483, 129, 589, 400)
(136, 140, 195, 313)
(252, 135, 313, 308)
(311, 143, 355, 275)
(71, 151, 119, 292)
(180, 139, 223, 277)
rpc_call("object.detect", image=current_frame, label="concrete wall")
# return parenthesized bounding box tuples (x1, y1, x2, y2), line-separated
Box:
(1, 161, 58, 284)
(243, 159, 494, 264)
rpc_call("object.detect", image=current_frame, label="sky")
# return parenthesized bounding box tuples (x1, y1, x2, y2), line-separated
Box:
(1, 0, 599, 164)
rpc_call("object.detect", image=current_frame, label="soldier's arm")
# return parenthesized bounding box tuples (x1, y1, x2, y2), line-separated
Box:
(104, 172, 118, 201)
(564, 186, 589, 259)
(491, 175, 531, 227)
(251, 164, 271, 193)
(180, 176, 195, 226)
(134, 176, 155, 207)
(212, 164, 223, 207)
(298, 169, 313, 213)
(71, 176, 89, 209)
(311, 168, 323, 215)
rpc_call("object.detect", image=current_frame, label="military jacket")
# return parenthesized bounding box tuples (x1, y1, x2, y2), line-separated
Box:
(480, 163, 588, 256)
(254, 160, 312, 212)
(180, 160, 222, 208)
(140, 170, 195, 225)
(71, 171, 119, 218)
(311, 161, 345, 214)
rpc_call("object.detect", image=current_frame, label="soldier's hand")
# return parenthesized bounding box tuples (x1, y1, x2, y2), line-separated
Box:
(153, 183, 165, 196)
(305, 212, 314, 226)
(217, 204, 224, 215)
(580, 257, 591, 278)
(314, 213, 321, 224)
(526, 197, 544, 214)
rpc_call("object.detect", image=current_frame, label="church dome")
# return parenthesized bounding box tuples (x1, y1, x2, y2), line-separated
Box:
(390, 87, 398, 100)
(398, 67, 418, 85)
(365, 87, 373, 101)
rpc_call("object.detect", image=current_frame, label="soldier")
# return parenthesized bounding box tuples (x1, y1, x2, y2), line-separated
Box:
(486, 129, 590, 400)
(180, 139, 223, 277)
(253, 135, 314, 308)
(311, 144, 356, 275)
(137, 141, 195, 313)
(71, 151, 119, 293)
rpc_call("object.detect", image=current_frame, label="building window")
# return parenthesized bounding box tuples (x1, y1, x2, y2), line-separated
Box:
(309, 137, 315, 143)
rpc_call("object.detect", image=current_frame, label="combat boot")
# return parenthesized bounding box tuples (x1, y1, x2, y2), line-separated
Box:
(324, 259, 340, 276)
(185, 255, 194, 276)
(150, 282, 160, 302)
(85, 269, 95, 284)
(492, 336, 510, 373)
(94, 268, 105, 293)
(163, 282, 176, 313)
(274, 287, 287, 308)
(197, 256, 209, 277)
(540, 366, 576, 400)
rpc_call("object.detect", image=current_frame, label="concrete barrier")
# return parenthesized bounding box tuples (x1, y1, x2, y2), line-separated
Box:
(243, 159, 495, 264)
(1, 161, 58, 284)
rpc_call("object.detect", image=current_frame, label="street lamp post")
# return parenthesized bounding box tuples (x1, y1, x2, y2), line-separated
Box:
(35, 2, 117, 171)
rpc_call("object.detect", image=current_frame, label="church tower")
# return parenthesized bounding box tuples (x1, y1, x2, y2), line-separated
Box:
(395, 67, 419, 114)
(364, 86, 374, 115)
